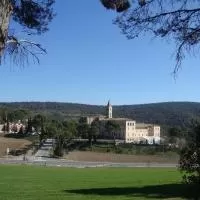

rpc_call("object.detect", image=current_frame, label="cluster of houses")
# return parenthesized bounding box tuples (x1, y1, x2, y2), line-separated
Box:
(0, 120, 26, 134)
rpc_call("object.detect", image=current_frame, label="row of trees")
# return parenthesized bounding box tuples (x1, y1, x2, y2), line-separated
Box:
(24, 115, 121, 156)
(2, 101, 200, 130)
(0, 108, 30, 123)
(77, 117, 120, 146)
(0, 107, 121, 145)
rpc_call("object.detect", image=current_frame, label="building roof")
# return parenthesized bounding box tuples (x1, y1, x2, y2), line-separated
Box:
(136, 123, 160, 128)
(136, 123, 152, 128)
(100, 117, 134, 121)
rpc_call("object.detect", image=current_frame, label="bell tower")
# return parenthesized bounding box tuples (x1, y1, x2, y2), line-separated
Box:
(107, 100, 112, 119)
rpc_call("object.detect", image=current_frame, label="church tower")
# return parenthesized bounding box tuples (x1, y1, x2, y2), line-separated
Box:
(107, 100, 112, 119)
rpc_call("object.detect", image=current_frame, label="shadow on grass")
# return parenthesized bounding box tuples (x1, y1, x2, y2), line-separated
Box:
(65, 183, 200, 199)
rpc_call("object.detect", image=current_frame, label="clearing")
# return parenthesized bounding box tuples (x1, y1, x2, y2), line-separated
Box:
(0, 135, 31, 156)
(66, 150, 179, 163)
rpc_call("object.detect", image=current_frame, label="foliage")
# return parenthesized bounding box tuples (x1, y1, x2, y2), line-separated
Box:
(45, 121, 58, 138)
(179, 124, 200, 185)
(1, 102, 200, 132)
(105, 120, 120, 133)
(11, 0, 55, 34)
(0, 102, 200, 144)
(7, 109, 30, 122)
(68, 141, 179, 158)
(31, 114, 47, 141)
(45, 119, 78, 157)
(169, 127, 182, 138)
(62, 120, 78, 138)
(105, 120, 120, 142)
(77, 117, 89, 139)
(26, 117, 33, 133)
(0, 0, 55, 64)
(168, 127, 182, 144)
(100, 0, 131, 12)
(48, 120, 65, 157)
(114, 0, 200, 72)
(32, 114, 46, 132)
(54, 134, 65, 157)
(0, 108, 30, 123)
(88, 119, 100, 145)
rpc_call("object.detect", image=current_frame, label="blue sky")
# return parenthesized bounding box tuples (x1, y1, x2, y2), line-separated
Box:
(0, 0, 200, 105)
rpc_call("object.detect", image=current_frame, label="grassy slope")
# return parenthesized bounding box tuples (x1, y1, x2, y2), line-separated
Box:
(0, 165, 197, 200)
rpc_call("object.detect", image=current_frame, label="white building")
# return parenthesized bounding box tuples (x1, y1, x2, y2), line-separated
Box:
(3, 120, 25, 133)
(86, 101, 161, 144)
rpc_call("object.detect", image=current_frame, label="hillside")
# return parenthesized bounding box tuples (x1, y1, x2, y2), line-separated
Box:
(114, 102, 200, 128)
(0, 101, 200, 128)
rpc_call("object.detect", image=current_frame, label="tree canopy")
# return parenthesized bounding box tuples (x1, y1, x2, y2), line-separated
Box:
(0, 0, 55, 65)
(2, 0, 199, 71)
(179, 123, 200, 185)
(112, 0, 200, 73)
(100, 0, 131, 12)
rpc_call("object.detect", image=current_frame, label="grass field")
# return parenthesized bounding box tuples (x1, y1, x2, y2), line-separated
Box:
(0, 165, 199, 200)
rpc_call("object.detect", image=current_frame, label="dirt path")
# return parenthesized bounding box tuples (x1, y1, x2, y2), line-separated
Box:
(65, 151, 179, 163)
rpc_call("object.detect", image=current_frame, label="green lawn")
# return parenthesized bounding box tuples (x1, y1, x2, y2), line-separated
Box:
(0, 165, 198, 200)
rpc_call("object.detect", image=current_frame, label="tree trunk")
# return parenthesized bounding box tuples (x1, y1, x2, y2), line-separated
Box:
(0, 0, 12, 57)
(88, 136, 92, 147)
(113, 132, 116, 147)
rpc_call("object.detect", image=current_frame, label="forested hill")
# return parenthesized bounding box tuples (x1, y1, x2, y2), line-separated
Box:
(114, 102, 200, 128)
(1, 102, 200, 128)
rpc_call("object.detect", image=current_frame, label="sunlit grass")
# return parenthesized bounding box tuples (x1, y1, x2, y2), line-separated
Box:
(0, 165, 193, 200)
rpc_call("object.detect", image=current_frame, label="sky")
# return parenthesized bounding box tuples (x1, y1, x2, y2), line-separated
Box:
(0, 1, 200, 105)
